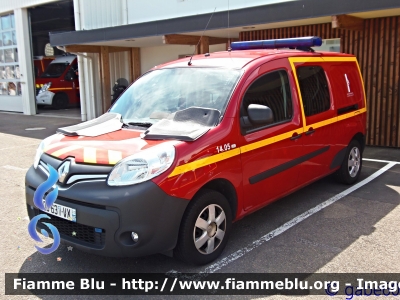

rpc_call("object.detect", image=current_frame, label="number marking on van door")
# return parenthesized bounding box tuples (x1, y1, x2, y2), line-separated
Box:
(216, 143, 233, 153)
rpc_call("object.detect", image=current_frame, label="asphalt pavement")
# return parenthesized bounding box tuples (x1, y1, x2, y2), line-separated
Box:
(1, 111, 400, 300)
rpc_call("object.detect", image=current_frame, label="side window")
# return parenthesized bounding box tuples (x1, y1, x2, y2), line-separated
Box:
(296, 66, 330, 117)
(241, 70, 293, 132)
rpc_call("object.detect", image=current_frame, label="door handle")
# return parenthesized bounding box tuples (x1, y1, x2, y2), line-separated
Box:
(306, 127, 315, 135)
(290, 133, 302, 140)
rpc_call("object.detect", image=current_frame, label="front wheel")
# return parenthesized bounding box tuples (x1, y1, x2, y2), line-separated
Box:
(335, 139, 362, 184)
(174, 189, 232, 265)
(53, 93, 69, 109)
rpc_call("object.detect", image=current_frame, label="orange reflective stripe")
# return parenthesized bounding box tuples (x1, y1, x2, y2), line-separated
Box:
(48, 88, 73, 91)
(168, 148, 241, 178)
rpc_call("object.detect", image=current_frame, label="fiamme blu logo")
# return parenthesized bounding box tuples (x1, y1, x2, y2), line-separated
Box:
(27, 164, 61, 254)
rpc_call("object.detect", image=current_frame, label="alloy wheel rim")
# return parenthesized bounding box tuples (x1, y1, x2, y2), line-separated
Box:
(193, 204, 226, 255)
(348, 147, 360, 178)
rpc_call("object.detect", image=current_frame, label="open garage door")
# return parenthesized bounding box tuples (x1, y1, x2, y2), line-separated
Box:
(29, 0, 80, 119)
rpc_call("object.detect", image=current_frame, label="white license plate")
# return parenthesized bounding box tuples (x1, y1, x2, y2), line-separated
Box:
(41, 200, 76, 222)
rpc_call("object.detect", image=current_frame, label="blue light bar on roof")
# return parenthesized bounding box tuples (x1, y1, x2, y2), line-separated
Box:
(230, 36, 323, 50)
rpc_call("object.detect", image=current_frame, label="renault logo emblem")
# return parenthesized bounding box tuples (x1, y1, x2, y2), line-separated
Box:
(58, 161, 71, 184)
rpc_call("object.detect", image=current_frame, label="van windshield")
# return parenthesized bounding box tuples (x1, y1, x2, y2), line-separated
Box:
(110, 68, 241, 124)
(40, 63, 69, 78)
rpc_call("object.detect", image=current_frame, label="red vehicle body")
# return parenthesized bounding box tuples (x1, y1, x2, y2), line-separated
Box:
(26, 37, 366, 265)
(35, 55, 80, 109)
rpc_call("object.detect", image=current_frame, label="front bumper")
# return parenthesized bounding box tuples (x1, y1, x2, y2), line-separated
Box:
(36, 91, 55, 105)
(25, 156, 188, 257)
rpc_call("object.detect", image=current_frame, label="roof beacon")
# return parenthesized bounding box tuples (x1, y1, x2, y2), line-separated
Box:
(230, 36, 323, 51)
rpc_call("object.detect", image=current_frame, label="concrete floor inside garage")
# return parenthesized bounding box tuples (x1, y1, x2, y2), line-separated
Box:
(36, 106, 81, 120)
(0, 112, 399, 299)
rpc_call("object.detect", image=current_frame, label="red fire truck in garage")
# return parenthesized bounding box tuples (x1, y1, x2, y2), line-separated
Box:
(35, 55, 79, 109)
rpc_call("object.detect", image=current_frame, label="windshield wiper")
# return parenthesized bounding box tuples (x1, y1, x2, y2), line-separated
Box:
(124, 122, 153, 128)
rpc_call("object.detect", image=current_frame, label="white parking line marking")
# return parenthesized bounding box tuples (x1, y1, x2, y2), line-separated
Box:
(171, 162, 395, 275)
(25, 127, 46, 131)
(363, 158, 400, 164)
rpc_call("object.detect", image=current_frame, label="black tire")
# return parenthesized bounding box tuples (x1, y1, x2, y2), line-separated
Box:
(53, 93, 69, 109)
(174, 189, 232, 265)
(335, 139, 362, 185)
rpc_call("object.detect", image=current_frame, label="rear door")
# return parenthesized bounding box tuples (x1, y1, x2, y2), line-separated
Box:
(290, 59, 336, 185)
(239, 58, 305, 211)
(323, 59, 366, 154)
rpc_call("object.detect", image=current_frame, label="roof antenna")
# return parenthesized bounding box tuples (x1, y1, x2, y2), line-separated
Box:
(188, 7, 216, 66)
(227, 0, 231, 51)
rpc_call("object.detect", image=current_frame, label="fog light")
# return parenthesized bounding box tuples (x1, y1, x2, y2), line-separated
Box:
(131, 232, 139, 243)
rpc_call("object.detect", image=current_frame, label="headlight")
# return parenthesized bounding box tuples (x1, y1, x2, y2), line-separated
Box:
(38, 82, 51, 93)
(107, 143, 175, 186)
(33, 136, 53, 169)
(33, 140, 46, 169)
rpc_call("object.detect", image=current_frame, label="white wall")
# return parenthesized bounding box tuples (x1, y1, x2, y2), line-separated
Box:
(0, 96, 23, 111)
(128, 0, 296, 24)
(78, 0, 127, 30)
(77, 0, 295, 30)
(141, 43, 226, 74)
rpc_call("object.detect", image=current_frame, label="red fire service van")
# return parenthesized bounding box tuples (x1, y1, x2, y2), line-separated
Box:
(35, 55, 79, 109)
(26, 37, 366, 265)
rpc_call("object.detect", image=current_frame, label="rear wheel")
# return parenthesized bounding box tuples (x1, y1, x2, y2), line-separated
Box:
(174, 189, 232, 265)
(335, 139, 362, 184)
(53, 93, 69, 109)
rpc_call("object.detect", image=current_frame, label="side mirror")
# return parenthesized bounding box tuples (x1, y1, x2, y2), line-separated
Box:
(247, 104, 273, 125)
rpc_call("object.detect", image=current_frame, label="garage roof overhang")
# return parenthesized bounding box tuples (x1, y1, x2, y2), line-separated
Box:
(49, 0, 400, 47)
